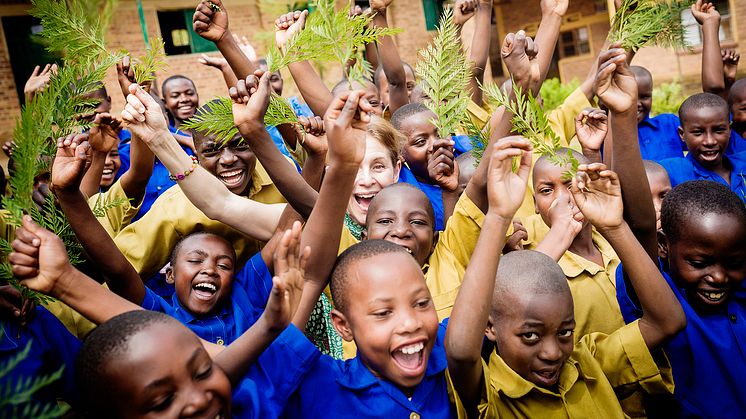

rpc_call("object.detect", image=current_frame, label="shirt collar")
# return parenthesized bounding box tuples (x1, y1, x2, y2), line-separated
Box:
(169, 293, 230, 324)
(685, 153, 733, 180)
(558, 228, 617, 278)
(249, 160, 273, 198)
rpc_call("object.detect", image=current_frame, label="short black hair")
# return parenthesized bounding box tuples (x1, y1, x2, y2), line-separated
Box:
(532, 148, 588, 184)
(679, 92, 729, 122)
(169, 231, 236, 268)
(365, 182, 435, 228)
(373, 62, 415, 88)
(728, 78, 746, 107)
(331, 78, 376, 95)
(330, 239, 411, 313)
(75, 310, 178, 415)
(630, 65, 652, 82)
(161, 75, 196, 95)
(390, 102, 431, 131)
(661, 180, 746, 243)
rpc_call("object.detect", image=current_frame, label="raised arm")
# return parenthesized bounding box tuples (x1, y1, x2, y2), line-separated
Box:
(575, 108, 608, 163)
(446, 136, 532, 414)
(535, 0, 568, 88)
(692, 0, 726, 97)
(198, 54, 240, 90)
(596, 46, 658, 260)
(52, 139, 146, 304)
(120, 84, 283, 242)
(79, 113, 122, 198)
(466, 0, 492, 106)
(370, 0, 409, 113)
(570, 164, 685, 349)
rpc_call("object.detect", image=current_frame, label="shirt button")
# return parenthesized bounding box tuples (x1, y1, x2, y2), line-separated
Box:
(216, 338, 225, 346)
(156, 186, 162, 191)
(410, 413, 420, 419)
(730, 314, 737, 323)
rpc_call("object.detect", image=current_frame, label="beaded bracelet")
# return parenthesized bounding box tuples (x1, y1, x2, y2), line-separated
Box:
(168, 155, 199, 181)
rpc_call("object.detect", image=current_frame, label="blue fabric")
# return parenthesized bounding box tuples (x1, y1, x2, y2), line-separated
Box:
(637, 114, 687, 161)
(451, 134, 474, 156)
(616, 264, 746, 418)
(282, 321, 453, 418)
(659, 153, 746, 202)
(726, 130, 746, 157)
(232, 324, 321, 418)
(288, 96, 313, 118)
(140, 252, 274, 345)
(114, 128, 132, 181)
(398, 165, 445, 231)
(0, 307, 81, 412)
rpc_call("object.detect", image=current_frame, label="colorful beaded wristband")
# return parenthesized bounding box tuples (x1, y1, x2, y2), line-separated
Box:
(168, 155, 199, 181)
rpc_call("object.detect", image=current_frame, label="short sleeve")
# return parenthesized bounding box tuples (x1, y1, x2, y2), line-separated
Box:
(87, 179, 140, 237)
(548, 87, 593, 148)
(141, 287, 169, 312)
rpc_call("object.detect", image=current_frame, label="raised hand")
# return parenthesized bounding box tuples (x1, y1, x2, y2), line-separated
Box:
(263, 221, 309, 333)
(193, 0, 229, 43)
(722, 48, 740, 84)
(198, 53, 229, 70)
(120, 84, 170, 142)
(2, 139, 16, 158)
(369, 0, 394, 12)
(229, 70, 271, 135)
(575, 108, 608, 153)
(454, 0, 478, 25)
(486, 136, 533, 220)
(691, 0, 720, 25)
(88, 112, 122, 154)
(52, 135, 90, 194)
(502, 31, 540, 93)
(570, 163, 623, 230)
(428, 138, 459, 192)
(233, 33, 258, 61)
(595, 45, 637, 114)
(324, 91, 372, 169)
(116, 56, 151, 99)
(541, 0, 569, 17)
(297, 115, 328, 157)
(0, 284, 35, 326)
(547, 189, 584, 238)
(275, 10, 308, 50)
(9, 216, 74, 297)
(24, 63, 57, 100)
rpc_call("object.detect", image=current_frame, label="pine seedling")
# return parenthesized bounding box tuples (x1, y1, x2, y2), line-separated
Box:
(482, 81, 578, 179)
(608, 0, 692, 52)
(415, 7, 472, 137)
(133, 37, 167, 85)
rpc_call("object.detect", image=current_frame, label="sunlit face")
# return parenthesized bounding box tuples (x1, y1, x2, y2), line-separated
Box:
(102, 322, 231, 418)
(634, 72, 653, 124)
(347, 135, 401, 225)
(163, 78, 199, 125)
(679, 106, 731, 170)
(364, 186, 435, 266)
(398, 111, 440, 181)
(664, 212, 746, 312)
(332, 252, 439, 392)
(646, 168, 671, 231)
(168, 234, 236, 317)
(532, 159, 586, 229)
(100, 146, 121, 188)
(194, 134, 257, 196)
(487, 290, 575, 389)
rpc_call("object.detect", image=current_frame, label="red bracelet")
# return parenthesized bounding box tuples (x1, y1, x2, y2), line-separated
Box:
(168, 155, 199, 181)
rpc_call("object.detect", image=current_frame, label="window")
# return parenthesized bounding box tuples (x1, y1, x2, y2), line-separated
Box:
(681, 0, 733, 46)
(422, 0, 447, 30)
(557, 27, 591, 58)
(157, 9, 218, 56)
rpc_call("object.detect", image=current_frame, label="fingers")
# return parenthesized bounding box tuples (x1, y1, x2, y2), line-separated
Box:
(20, 215, 50, 240)
(298, 115, 325, 136)
(330, 90, 363, 127)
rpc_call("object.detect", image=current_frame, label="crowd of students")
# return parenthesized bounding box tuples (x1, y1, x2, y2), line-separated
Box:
(2, 0, 745, 417)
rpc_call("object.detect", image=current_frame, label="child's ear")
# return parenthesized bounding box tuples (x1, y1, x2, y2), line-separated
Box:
(393, 159, 402, 180)
(485, 316, 497, 343)
(430, 231, 439, 254)
(533, 194, 539, 214)
(677, 126, 684, 142)
(165, 265, 175, 284)
(657, 230, 669, 260)
(330, 309, 354, 342)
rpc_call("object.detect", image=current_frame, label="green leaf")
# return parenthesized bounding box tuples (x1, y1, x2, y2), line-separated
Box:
(608, 0, 693, 52)
(133, 37, 167, 85)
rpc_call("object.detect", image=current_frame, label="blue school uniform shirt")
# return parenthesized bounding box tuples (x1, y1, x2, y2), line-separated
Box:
(637, 114, 687, 161)
(281, 320, 453, 418)
(726, 130, 746, 156)
(659, 152, 746, 202)
(615, 264, 746, 418)
(0, 306, 81, 412)
(398, 165, 445, 231)
(140, 252, 273, 345)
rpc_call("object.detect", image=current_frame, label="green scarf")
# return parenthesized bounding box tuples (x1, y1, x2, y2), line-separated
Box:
(344, 213, 364, 241)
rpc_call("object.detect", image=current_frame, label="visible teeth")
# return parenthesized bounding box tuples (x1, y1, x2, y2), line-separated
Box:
(356, 194, 375, 199)
(194, 283, 217, 292)
(220, 169, 243, 178)
(102, 169, 113, 175)
(404, 248, 412, 254)
(702, 291, 725, 301)
(399, 342, 424, 355)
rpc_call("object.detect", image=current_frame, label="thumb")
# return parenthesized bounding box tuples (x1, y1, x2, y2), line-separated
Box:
(21, 215, 48, 240)
(298, 9, 308, 28)
(131, 84, 157, 109)
(255, 71, 272, 98)
(75, 141, 91, 162)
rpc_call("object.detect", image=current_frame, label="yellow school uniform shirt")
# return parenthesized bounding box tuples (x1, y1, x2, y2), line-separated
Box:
(113, 161, 287, 279)
(87, 179, 141, 238)
(450, 321, 673, 418)
(523, 214, 624, 339)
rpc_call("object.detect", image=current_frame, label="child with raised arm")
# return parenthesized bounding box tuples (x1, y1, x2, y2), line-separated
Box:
(448, 162, 685, 418)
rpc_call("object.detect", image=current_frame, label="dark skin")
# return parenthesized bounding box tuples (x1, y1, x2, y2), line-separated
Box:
(730, 84, 746, 136)
(193, 133, 257, 197)
(692, 0, 727, 98)
(630, 67, 653, 124)
(370, 1, 409, 114)
(398, 110, 442, 182)
(162, 78, 199, 128)
(678, 106, 731, 179)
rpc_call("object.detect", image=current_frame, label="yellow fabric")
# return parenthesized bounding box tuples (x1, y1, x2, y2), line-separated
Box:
(287, 138, 308, 168)
(466, 100, 492, 130)
(113, 161, 286, 279)
(44, 299, 97, 339)
(522, 214, 624, 339)
(451, 321, 673, 418)
(87, 179, 141, 237)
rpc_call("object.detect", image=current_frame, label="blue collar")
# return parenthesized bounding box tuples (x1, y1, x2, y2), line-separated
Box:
(169, 292, 231, 324)
(685, 153, 732, 179)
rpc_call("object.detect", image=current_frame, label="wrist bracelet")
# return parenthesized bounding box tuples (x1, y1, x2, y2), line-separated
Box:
(168, 155, 199, 181)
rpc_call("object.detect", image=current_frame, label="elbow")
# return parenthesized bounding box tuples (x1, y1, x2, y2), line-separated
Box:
(444, 336, 482, 366)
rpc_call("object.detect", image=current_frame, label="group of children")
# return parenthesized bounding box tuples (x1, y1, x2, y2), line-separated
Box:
(2, 0, 746, 417)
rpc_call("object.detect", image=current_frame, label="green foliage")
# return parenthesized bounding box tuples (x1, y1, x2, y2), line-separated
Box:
(265, 94, 301, 129)
(482, 82, 578, 178)
(415, 7, 471, 137)
(91, 194, 130, 218)
(651, 78, 686, 116)
(539, 78, 581, 112)
(267, 0, 401, 85)
(608, 0, 692, 52)
(31, 0, 109, 65)
(0, 332, 68, 418)
(133, 37, 167, 85)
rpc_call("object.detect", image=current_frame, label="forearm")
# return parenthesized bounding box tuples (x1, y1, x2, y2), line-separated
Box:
(534, 225, 574, 261)
(287, 61, 333, 117)
(366, 41, 380, 70)
(467, 106, 512, 213)
(468, 3, 492, 106)
(442, 189, 459, 224)
(609, 110, 658, 260)
(599, 223, 685, 346)
(300, 149, 326, 192)
(120, 135, 154, 203)
(534, 12, 563, 92)
(56, 189, 146, 304)
(701, 20, 725, 94)
(216, 31, 258, 81)
(214, 316, 283, 385)
(372, 10, 408, 113)
(80, 151, 106, 198)
(581, 146, 602, 164)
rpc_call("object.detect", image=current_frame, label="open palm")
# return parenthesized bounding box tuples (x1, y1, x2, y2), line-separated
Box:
(571, 164, 623, 229)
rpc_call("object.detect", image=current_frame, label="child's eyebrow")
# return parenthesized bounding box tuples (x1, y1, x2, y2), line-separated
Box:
(186, 249, 209, 258)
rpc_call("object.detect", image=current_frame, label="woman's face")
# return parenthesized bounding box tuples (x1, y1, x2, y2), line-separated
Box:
(347, 135, 401, 225)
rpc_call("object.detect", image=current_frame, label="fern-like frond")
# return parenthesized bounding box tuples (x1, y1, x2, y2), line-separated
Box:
(608, 0, 692, 52)
(133, 37, 166, 85)
(91, 194, 129, 218)
(265, 94, 301, 128)
(181, 98, 238, 145)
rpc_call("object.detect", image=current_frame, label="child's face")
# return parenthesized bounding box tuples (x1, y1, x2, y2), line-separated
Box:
(168, 235, 236, 317)
(679, 106, 730, 169)
(194, 135, 257, 196)
(729, 87, 746, 135)
(487, 289, 575, 389)
(364, 187, 435, 266)
(399, 110, 440, 181)
(347, 135, 401, 225)
(533, 160, 586, 229)
(163, 79, 199, 123)
(100, 147, 121, 188)
(634, 73, 653, 123)
(646, 169, 671, 231)
(664, 212, 746, 311)
(104, 321, 231, 418)
(334, 252, 439, 391)
(377, 67, 417, 108)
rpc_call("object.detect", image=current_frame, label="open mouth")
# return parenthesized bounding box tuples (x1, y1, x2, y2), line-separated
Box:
(391, 341, 427, 377)
(192, 281, 218, 301)
(699, 149, 721, 162)
(354, 193, 376, 211)
(532, 368, 560, 387)
(101, 167, 114, 179)
(218, 169, 246, 188)
(698, 289, 728, 304)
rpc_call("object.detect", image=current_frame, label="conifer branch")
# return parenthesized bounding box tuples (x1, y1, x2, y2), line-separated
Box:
(91, 194, 130, 218)
(133, 37, 167, 85)
(608, 0, 692, 52)
(31, 0, 109, 64)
